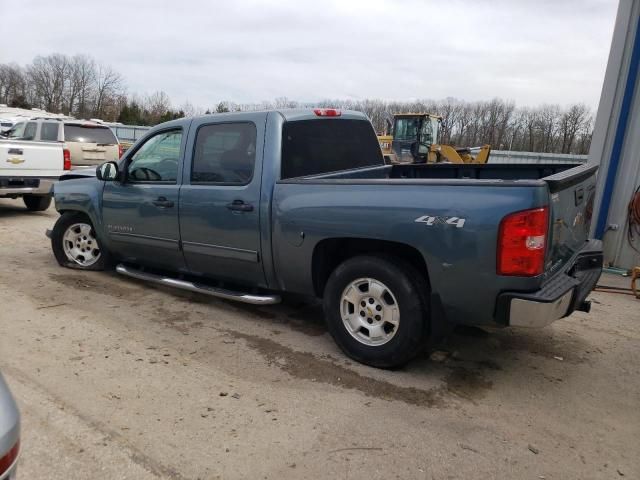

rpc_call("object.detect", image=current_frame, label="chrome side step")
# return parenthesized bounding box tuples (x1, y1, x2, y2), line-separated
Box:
(115, 264, 281, 305)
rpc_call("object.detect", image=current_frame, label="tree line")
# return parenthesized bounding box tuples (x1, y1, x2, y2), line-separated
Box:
(0, 54, 124, 120)
(202, 97, 593, 154)
(312, 98, 592, 154)
(1, 54, 593, 154)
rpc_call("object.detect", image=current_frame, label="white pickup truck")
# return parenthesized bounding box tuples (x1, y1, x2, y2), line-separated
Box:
(0, 119, 69, 211)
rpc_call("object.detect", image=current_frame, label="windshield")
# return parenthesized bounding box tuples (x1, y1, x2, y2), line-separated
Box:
(64, 125, 118, 144)
(393, 117, 421, 142)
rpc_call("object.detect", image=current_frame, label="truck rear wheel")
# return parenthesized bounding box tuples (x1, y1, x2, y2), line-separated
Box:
(323, 255, 429, 368)
(51, 212, 108, 270)
(23, 194, 52, 212)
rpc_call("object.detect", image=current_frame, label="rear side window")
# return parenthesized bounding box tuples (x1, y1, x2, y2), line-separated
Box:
(281, 119, 383, 179)
(23, 122, 37, 140)
(192, 122, 257, 185)
(64, 125, 117, 144)
(40, 122, 60, 141)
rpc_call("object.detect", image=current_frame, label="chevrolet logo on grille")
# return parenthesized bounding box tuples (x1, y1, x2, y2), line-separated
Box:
(6, 157, 25, 165)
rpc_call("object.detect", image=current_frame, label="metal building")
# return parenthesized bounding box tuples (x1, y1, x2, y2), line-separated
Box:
(590, 0, 640, 269)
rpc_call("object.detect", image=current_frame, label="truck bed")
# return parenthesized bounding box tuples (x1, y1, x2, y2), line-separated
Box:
(273, 160, 598, 328)
(390, 163, 583, 181)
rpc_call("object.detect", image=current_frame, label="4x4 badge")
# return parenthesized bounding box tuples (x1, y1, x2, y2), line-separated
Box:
(415, 215, 466, 228)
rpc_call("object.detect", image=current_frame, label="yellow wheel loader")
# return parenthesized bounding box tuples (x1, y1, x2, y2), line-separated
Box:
(377, 113, 491, 164)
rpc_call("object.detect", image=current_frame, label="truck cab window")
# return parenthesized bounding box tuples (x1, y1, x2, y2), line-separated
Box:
(22, 122, 37, 140)
(6, 122, 26, 139)
(191, 122, 256, 184)
(127, 129, 182, 183)
(40, 122, 60, 141)
(281, 119, 383, 179)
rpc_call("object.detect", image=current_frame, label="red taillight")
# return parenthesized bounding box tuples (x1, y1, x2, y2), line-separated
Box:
(118, 144, 124, 158)
(497, 207, 549, 276)
(63, 148, 71, 170)
(313, 108, 341, 117)
(0, 439, 19, 476)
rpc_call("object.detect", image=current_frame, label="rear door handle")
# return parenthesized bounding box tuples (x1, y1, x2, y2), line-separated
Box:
(226, 200, 254, 212)
(8, 148, 23, 155)
(152, 196, 174, 208)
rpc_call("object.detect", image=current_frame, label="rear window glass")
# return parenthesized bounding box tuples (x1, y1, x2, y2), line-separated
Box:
(64, 125, 117, 144)
(40, 122, 59, 141)
(281, 119, 383, 179)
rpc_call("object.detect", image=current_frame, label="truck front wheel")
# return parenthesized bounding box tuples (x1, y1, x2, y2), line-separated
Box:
(51, 212, 109, 270)
(23, 194, 52, 212)
(323, 255, 429, 368)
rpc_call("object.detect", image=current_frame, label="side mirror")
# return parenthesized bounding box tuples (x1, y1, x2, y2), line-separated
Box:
(96, 161, 119, 181)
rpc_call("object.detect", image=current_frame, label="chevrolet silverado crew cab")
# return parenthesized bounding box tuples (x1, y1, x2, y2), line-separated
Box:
(47, 109, 602, 368)
(0, 118, 68, 211)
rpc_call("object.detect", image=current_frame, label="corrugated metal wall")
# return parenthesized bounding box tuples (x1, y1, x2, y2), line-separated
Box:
(489, 150, 586, 164)
(590, 0, 640, 269)
(110, 125, 151, 142)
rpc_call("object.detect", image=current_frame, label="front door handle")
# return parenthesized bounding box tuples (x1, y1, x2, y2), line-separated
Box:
(152, 196, 174, 208)
(226, 199, 254, 212)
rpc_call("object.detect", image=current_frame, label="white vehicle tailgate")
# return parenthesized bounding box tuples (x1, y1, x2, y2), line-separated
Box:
(0, 139, 64, 177)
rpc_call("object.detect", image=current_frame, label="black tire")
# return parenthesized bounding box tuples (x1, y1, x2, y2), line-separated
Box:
(23, 194, 52, 211)
(323, 255, 429, 368)
(51, 212, 109, 271)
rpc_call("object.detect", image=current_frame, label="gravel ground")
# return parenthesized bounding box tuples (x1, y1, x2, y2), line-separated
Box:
(0, 198, 638, 480)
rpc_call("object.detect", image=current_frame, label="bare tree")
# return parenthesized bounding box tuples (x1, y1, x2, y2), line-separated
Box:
(28, 54, 70, 112)
(144, 91, 172, 124)
(558, 103, 591, 153)
(68, 55, 96, 118)
(274, 97, 299, 109)
(180, 100, 197, 117)
(94, 64, 123, 118)
(0, 63, 28, 107)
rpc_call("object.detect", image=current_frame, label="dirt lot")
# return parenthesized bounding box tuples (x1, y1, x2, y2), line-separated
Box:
(0, 198, 638, 480)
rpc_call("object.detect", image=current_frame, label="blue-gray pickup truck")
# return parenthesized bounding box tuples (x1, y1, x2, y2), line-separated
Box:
(48, 108, 602, 368)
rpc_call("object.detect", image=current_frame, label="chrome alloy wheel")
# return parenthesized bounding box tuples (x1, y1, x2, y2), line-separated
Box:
(340, 278, 400, 346)
(62, 223, 101, 267)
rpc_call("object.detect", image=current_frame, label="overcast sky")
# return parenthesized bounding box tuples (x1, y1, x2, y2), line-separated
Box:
(0, 0, 618, 110)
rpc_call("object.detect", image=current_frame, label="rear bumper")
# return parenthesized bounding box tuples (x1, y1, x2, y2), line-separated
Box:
(495, 239, 603, 327)
(0, 177, 55, 196)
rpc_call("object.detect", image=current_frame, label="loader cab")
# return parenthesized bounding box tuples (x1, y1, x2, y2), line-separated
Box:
(390, 114, 441, 163)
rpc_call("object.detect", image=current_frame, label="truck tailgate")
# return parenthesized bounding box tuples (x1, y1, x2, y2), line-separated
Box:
(0, 139, 64, 177)
(544, 163, 598, 272)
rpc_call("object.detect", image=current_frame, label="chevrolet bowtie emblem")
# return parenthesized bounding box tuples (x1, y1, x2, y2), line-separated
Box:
(6, 157, 24, 165)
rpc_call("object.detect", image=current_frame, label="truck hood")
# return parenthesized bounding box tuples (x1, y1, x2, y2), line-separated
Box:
(60, 166, 96, 181)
